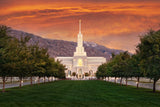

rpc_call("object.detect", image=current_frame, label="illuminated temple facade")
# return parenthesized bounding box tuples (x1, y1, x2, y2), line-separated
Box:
(56, 20, 106, 79)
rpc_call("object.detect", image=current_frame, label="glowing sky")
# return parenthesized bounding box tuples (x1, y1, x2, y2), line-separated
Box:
(0, 0, 160, 53)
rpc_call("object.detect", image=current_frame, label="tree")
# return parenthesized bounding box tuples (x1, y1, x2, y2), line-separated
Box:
(72, 72, 76, 76)
(85, 73, 89, 77)
(96, 63, 108, 79)
(28, 44, 49, 85)
(14, 36, 31, 87)
(0, 25, 13, 92)
(137, 30, 160, 92)
(129, 54, 143, 88)
(104, 62, 113, 81)
(121, 52, 131, 86)
(53, 60, 66, 79)
(111, 52, 131, 85)
(45, 58, 58, 82)
(111, 53, 124, 83)
(0, 25, 64, 90)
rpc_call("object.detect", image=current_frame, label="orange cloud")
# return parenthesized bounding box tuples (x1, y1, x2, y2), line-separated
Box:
(0, 0, 160, 53)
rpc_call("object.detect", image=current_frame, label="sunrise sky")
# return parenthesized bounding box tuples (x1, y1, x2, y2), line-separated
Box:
(0, 0, 160, 53)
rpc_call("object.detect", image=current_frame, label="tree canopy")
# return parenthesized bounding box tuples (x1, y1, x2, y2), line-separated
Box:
(0, 25, 66, 92)
(96, 29, 160, 92)
(137, 30, 160, 92)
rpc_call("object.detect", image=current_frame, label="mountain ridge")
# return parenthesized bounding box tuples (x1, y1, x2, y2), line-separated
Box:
(7, 28, 124, 60)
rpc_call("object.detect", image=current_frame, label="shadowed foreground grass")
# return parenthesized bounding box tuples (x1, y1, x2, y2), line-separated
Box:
(0, 80, 160, 107)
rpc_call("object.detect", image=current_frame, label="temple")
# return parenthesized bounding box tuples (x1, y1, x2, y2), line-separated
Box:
(56, 20, 106, 79)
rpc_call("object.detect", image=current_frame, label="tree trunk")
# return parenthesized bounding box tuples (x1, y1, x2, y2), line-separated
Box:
(30, 76, 32, 86)
(44, 76, 45, 83)
(137, 77, 140, 88)
(48, 77, 49, 82)
(38, 77, 40, 84)
(131, 77, 132, 80)
(153, 79, 157, 92)
(2, 77, 6, 92)
(19, 77, 22, 88)
(108, 77, 109, 81)
(115, 77, 117, 83)
(120, 77, 123, 86)
(126, 78, 128, 86)
(11, 77, 13, 84)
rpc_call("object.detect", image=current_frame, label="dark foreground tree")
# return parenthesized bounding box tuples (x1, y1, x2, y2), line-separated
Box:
(0, 25, 12, 92)
(137, 30, 160, 92)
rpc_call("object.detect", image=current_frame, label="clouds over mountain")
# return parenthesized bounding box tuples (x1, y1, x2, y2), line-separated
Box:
(0, 0, 160, 53)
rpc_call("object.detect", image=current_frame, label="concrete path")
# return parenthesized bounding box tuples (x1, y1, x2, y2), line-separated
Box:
(107, 77, 160, 91)
(0, 79, 55, 89)
(1, 77, 160, 91)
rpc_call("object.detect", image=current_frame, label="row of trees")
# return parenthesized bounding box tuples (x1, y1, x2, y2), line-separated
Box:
(0, 25, 66, 92)
(96, 29, 160, 92)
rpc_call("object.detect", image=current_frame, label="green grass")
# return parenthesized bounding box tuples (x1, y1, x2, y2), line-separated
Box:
(0, 80, 160, 107)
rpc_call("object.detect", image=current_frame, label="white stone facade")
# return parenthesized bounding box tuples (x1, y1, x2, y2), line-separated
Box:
(55, 20, 106, 79)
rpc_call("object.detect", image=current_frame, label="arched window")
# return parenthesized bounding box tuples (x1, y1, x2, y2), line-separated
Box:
(68, 70, 71, 76)
(78, 69, 82, 74)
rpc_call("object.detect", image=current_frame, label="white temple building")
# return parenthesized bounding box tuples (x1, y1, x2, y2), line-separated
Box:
(56, 20, 106, 79)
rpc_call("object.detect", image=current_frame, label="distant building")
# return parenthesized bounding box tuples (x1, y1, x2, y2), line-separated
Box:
(56, 20, 106, 79)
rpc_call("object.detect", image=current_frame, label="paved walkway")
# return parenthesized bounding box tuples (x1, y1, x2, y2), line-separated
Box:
(107, 77, 160, 91)
(1, 77, 160, 91)
(0, 79, 55, 89)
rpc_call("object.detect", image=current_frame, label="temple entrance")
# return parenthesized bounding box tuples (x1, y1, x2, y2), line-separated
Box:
(68, 70, 71, 77)
(78, 69, 83, 79)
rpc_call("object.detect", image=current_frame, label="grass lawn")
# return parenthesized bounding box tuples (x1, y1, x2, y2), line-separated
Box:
(0, 80, 160, 107)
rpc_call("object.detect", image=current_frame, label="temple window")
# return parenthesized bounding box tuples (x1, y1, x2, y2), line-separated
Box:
(78, 58, 83, 66)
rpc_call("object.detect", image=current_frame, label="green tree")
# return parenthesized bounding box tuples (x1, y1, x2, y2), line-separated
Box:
(53, 60, 66, 79)
(96, 63, 108, 79)
(45, 58, 58, 82)
(122, 52, 131, 86)
(14, 36, 31, 87)
(111, 51, 131, 85)
(129, 54, 143, 88)
(29, 44, 49, 85)
(137, 30, 160, 92)
(104, 62, 113, 81)
(0, 25, 14, 92)
(111, 53, 124, 83)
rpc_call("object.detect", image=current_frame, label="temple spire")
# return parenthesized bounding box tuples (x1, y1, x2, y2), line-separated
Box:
(79, 19, 81, 33)
(74, 19, 86, 56)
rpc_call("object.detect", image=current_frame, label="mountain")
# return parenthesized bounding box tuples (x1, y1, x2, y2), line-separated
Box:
(7, 29, 123, 60)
